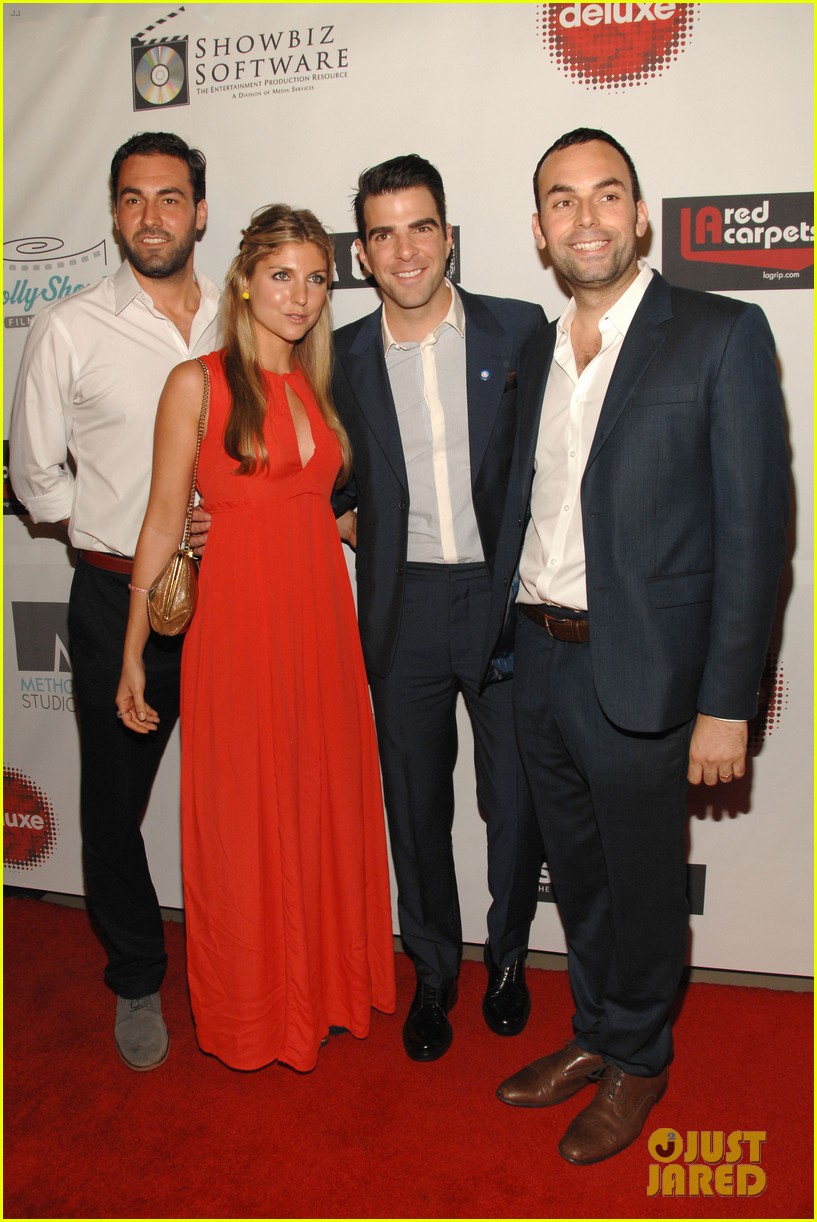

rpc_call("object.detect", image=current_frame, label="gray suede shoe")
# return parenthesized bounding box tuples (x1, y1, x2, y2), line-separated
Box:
(114, 993, 169, 1071)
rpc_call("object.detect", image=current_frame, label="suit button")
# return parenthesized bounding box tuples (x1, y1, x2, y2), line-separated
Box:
(398, 500, 407, 511)
(396, 564, 404, 575)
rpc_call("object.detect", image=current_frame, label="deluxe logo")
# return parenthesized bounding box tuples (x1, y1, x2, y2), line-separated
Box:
(12, 602, 75, 714)
(662, 193, 814, 290)
(331, 229, 461, 291)
(538, 3, 696, 90)
(4, 237, 106, 323)
(646, 1128, 767, 1197)
(3, 766, 59, 870)
(749, 651, 788, 753)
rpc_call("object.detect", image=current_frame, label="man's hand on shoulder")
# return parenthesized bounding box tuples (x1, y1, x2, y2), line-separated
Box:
(687, 714, 748, 786)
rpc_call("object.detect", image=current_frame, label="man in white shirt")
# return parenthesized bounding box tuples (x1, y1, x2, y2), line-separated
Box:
(10, 132, 220, 1070)
(332, 155, 546, 1062)
(486, 129, 788, 1163)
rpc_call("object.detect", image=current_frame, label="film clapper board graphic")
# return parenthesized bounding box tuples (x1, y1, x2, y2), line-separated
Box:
(132, 7, 189, 110)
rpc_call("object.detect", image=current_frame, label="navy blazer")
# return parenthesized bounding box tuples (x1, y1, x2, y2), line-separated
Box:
(482, 272, 790, 733)
(332, 287, 546, 678)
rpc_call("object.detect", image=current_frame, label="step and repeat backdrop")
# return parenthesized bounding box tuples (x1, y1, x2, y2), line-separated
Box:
(4, 3, 813, 974)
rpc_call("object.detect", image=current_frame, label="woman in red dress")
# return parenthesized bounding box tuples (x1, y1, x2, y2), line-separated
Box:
(117, 206, 396, 1071)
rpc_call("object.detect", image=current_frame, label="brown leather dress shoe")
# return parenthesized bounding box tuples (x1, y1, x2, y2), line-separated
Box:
(496, 1041, 604, 1107)
(558, 1064, 669, 1165)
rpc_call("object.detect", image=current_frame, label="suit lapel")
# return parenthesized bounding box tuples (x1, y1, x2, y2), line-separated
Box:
(461, 290, 515, 482)
(585, 272, 673, 470)
(518, 324, 557, 500)
(344, 308, 408, 488)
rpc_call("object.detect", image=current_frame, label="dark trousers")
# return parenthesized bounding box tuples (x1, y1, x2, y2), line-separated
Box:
(368, 563, 542, 988)
(68, 558, 182, 998)
(513, 611, 691, 1077)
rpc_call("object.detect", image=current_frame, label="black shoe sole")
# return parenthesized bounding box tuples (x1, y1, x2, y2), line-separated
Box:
(402, 1024, 453, 1062)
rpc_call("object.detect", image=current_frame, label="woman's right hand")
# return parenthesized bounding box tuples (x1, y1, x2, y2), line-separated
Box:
(116, 659, 160, 734)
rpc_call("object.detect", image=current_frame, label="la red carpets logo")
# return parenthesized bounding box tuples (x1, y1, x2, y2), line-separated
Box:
(539, 3, 697, 90)
(3, 767, 59, 870)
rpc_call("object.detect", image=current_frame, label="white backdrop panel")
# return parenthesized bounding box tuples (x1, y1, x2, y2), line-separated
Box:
(3, 3, 813, 974)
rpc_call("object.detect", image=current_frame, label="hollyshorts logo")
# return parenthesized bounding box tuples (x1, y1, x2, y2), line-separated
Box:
(662, 193, 814, 290)
(646, 1128, 767, 1197)
(4, 767, 59, 870)
(538, 3, 696, 91)
(131, 7, 190, 111)
(4, 236, 107, 329)
(330, 229, 461, 291)
(538, 861, 707, 913)
(12, 601, 75, 715)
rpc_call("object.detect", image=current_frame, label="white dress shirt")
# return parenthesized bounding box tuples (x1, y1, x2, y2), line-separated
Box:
(9, 260, 220, 557)
(383, 282, 483, 564)
(519, 263, 653, 610)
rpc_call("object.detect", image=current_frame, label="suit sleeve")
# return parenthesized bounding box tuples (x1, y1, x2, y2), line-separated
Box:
(696, 303, 789, 719)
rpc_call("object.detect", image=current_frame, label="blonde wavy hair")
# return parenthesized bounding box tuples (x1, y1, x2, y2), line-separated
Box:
(221, 204, 350, 480)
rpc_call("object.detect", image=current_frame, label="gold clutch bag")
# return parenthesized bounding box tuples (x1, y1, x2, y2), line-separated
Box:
(146, 359, 209, 637)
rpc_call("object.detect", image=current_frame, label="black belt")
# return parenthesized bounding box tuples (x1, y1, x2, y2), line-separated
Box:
(520, 603, 589, 643)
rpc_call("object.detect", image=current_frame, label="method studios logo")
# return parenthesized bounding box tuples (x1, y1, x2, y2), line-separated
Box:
(131, 7, 190, 111)
(12, 601, 75, 715)
(662, 192, 814, 291)
(4, 767, 59, 871)
(538, 3, 696, 90)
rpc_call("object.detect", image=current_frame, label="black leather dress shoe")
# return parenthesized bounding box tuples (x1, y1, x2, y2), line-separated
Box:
(482, 943, 531, 1036)
(402, 980, 458, 1062)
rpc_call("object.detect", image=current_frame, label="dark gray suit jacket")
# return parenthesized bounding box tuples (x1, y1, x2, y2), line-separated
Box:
(332, 288, 546, 678)
(482, 272, 790, 733)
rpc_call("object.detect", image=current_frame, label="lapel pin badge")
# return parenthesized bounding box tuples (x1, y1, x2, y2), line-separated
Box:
(479, 369, 491, 381)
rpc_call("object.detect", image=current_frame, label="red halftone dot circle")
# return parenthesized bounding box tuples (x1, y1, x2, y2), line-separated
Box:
(541, 3, 697, 91)
(3, 767, 59, 870)
(749, 653, 789, 753)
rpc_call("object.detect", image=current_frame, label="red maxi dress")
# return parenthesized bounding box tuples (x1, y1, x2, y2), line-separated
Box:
(180, 351, 396, 1071)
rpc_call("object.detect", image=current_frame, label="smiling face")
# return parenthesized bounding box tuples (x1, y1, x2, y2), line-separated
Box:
(356, 186, 453, 339)
(244, 241, 330, 367)
(114, 153, 207, 280)
(532, 139, 648, 302)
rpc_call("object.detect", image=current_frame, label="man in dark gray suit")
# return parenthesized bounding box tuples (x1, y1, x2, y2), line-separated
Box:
(332, 155, 545, 1062)
(487, 129, 789, 1163)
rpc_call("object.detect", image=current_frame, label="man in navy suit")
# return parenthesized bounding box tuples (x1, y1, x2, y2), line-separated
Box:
(489, 130, 789, 1162)
(332, 155, 546, 1061)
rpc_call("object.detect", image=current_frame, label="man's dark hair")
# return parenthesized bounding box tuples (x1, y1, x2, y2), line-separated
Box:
(110, 132, 207, 206)
(353, 153, 447, 243)
(532, 127, 641, 211)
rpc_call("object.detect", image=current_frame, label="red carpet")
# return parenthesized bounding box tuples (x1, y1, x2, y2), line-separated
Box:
(3, 897, 813, 1219)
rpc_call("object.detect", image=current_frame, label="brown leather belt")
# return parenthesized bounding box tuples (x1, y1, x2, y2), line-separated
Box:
(79, 549, 134, 575)
(520, 603, 589, 643)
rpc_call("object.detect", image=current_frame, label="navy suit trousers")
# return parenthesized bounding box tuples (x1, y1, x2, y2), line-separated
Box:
(513, 611, 692, 1076)
(368, 563, 542, 987)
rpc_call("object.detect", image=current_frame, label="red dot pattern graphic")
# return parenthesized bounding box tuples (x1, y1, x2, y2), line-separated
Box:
(538, 4, 697, 91)
(3, 766, 59, 870)
(749, 653, 788, 753)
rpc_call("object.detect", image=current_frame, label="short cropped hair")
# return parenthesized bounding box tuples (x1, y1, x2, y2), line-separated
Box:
(110, 132, 207, 206)
(353, 153, 446, 243)
(532, 127, 641, 210)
